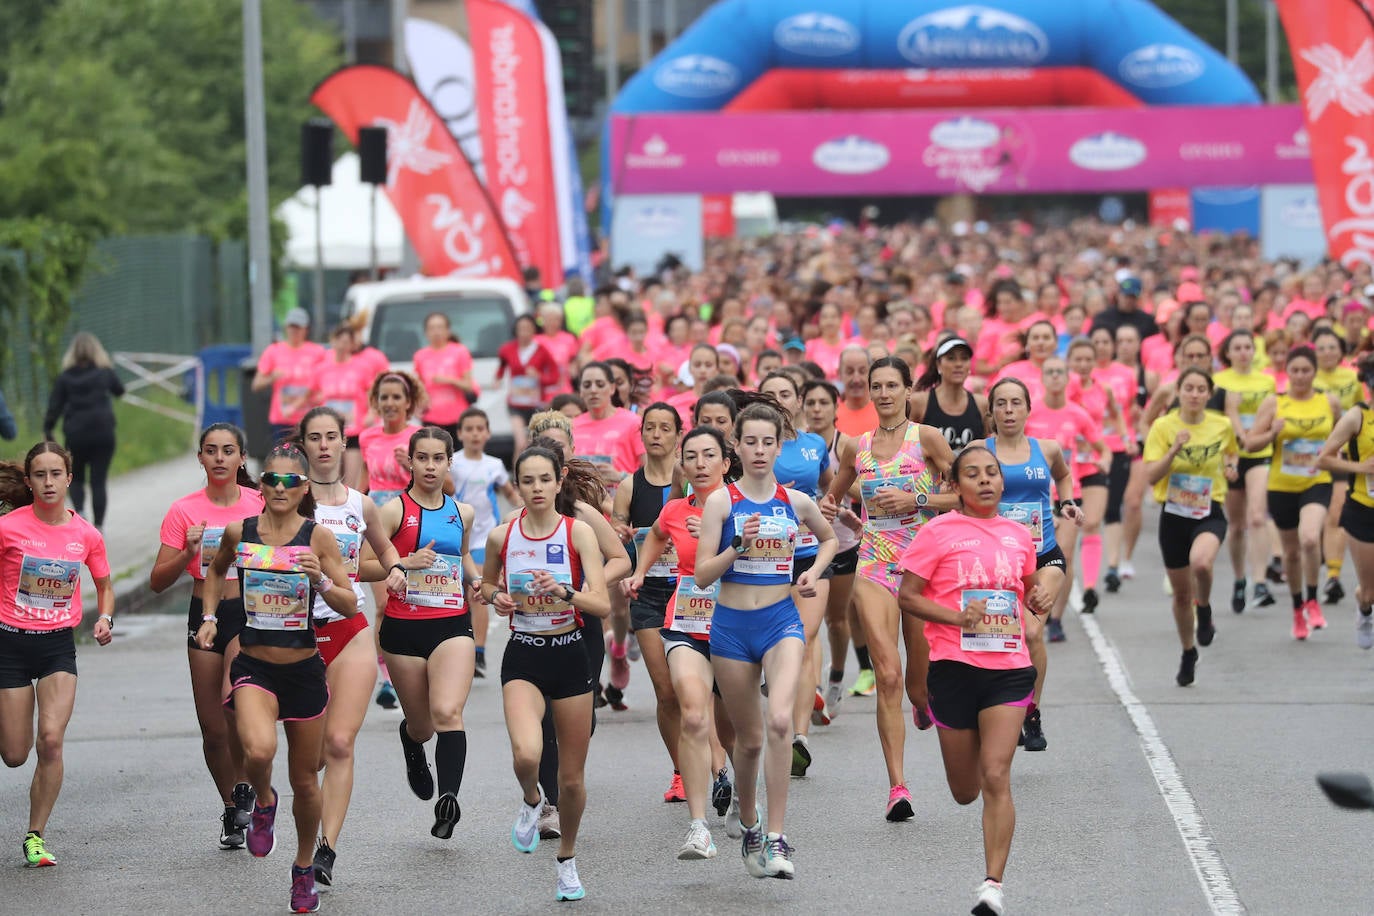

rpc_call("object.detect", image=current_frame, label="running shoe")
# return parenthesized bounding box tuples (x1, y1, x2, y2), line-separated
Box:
(1176, 648, 1198, 687)
(849, 668, 876, 697)
(664, 771, 686, 803)
(1359, 611, 1374, 650)
(711, 768, 733, 818)
(538, 802, 562, 840)
(1231, 579, 1247, 615)
(678, 819, 717, 860)
(603, 684, 628, 712)
(431, 792, 461, 840)
(1069, 580, 1084, 613)
(825, 683, 843, 720)
(399, 720, 435, 800)
(1324, 577, 1346, 605)
(1196, 605, 1216, 647)
(1104, 568, 1121, 594)
(972, 878, 1005, 916)
(913, 705, 934, 731)
(375, 681, 398, 710)
(1046, 618, 1066, 643)
(512, 790, 543, 853)
(627, 635, 642, 662)
(290, 863, 319, 914)
(474, 654, 487, 679)
(1253, 582, 1276, 608)
(219, 807, 245, 849)
(762, 833, 795, 879)
(1119, 561, 1136, 580)
(740, 811, 767, 878)
(726, 799, 743, 838)
(1021, 708, 1047, 752)
(1293, 606, 1310, 641)
(607, 633, 631, 691)
(247, 788, 277, 858)
(593, 683, 608, 709)
(810, 687, 831, 726)
(1266, 556, 1286, 584)
(232, 782, 255, 829)
(22, 832, 54, 868)
(312, 839, 336, 888)
(790, 735, 812, 778)
(1306, 599, 1328, 630)
(1081, 587, 1098, 615)
(885, 784, 915, 822)
(555, 857, 586, 901)
(1162, 574, 1173, 597)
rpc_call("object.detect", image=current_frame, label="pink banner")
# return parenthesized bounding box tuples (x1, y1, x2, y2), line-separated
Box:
(610, 105, 1313, 196)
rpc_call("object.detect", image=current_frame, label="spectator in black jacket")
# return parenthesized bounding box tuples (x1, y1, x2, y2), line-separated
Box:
(44, 332, 123, 529)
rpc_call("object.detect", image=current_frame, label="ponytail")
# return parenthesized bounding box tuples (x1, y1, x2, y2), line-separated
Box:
(527, 436, 608, 516)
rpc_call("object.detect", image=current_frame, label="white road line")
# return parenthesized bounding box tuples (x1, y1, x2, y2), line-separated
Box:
(1080, 616, 1247, 915)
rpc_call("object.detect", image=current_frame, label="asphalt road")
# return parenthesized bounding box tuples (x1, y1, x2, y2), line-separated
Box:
(5, 523, 1374, 915)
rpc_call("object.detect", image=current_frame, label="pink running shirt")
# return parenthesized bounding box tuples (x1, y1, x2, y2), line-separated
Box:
(160, 486, 265, 580)
(0, 506, 110, 630)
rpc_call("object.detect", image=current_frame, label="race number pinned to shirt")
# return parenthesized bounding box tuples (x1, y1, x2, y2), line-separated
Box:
(200, 527, 238, 580)
(509, 375, 541, 408)
(325, 399, 357, 429)
(243, 570, 311, 631)
(861, 475, 921, 530)
(998, 502, 1044, 553)
(960, 588, 1022, 653)
(16, 556, 81, 611)
(1164, 473, 1212, 519)
(633, 529, 678, 578)
(670, 580, 718, 636)
(333, 530, 361, 578)
(405, 553, 465, 610)
(508, 569, 575, 632)
(1280, 439, 1322, 479)
(731, 515, 797, 576)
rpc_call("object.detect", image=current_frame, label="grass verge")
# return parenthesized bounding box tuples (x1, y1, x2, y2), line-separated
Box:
(2, 385, 195, 474)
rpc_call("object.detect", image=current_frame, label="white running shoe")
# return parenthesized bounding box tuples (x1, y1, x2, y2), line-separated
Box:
(555, 857, 585, 901)
(761, 832, 795, 879)
(1358, 611, 1374, 650)
(1069, 579, 1084, 613)
(740, 813, 767, 878)
(677, 819, 717, 860)
(825, 683, 843, 720)
(726, 798, 743, 838)
(512, 789, 543, 853)
(1162, 574, 1174, 596)
(1119, 560, 1136, 580)
(972, 879, 1005, 915)
(627, 635, 642, 662)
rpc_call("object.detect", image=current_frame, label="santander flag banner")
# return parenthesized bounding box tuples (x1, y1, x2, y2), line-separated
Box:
(405, 19, 486, 182)
(312, 66, 519, 280)
(1277, 0, 1374, 269)
(468, 0, 563, 286)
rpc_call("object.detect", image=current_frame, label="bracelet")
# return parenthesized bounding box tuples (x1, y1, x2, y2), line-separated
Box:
(98, 613, 114, 628)
(391, 563, 408, 576)
(201, 614, 218, 625)
(315, 575, 334, 594)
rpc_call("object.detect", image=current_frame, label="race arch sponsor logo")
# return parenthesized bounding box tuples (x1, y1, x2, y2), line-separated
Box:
(1275, 127, 1310, 160)
(716, 147, 781, 167)
(1069, 132, 1148, 171)
(1179, 142, 1245, 162)
(929, 116, 1000, 151)
(630, 204, 686, 239)
(812, 135, 891, 175)
(65, 542, 85, 555)
(773, 12, 861, 57)
(626, 135, 685, 169)
(652, 54, 741, 98)
(1281, 191, 1323, 230)
(897, 6, 1049, 67)
(1118, 43, 1205, 89)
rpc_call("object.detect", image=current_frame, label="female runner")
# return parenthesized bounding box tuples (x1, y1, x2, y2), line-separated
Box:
(823, 357, 956, 822)
(1312, 327, 1361, 604)
(151, 424, 263, 848)
(758, 372, 833, 777)
(696, 403, 837, 878)
(993, 320, 1060, 405)
(610, 403, 686, 800)
(985, 378, 1082, 753)
(1316, 353, 1374, 648)
(413, 312, 478, 440)
(1066, 338, 1124, 614)
(1144, 369, 1239, 686)
(495, 313, 559, 456)
(1246, 347, 1340, 640)
(625, 426, 737, 860)
(197, 442, 356, 914)
(375, 427, 481, 839)
(0, 443, 113, 869)
(483, 446, 611, 902)
(694, 392, 739, 445)
(898, 444, 1051, 916)
(295, 407, 408, 885)
(910, 337, 990, 452)
(1097, 325, 1152, 591)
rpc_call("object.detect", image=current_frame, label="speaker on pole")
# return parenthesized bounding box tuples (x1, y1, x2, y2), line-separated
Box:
(358, 126, 388, 185)
(301, 119, 334, 187)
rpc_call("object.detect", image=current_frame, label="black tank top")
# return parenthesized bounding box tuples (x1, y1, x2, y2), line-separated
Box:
(1134, 362, 1148, 408)
(627, 468, 672, 527)
(922, 388, 984, 450)
(238, 516, 318, 650)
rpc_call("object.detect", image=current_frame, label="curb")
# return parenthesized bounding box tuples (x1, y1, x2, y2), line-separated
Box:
(77, 562, 192, 634)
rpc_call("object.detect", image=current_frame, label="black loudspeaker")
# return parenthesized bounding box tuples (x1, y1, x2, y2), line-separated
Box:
(301, 119, 334, 187)
(358, 126, 388, 185)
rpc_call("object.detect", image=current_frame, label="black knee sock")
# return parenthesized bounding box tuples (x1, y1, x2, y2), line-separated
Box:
(828, 667, 844, 684)
(1292, 592, 1304, 610)
(1305, 584, 1318, 603)
(539, 706, 560, 806)
(435, 730, 467, 797)
(854, 645, 872, 671)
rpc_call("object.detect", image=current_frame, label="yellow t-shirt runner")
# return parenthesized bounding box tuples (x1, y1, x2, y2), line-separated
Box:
(1316, 365, 1361, 412)
(1347, 405, 1374, 509)
(1268, 393, 1335, 493)
(1214, 367, 1276, 460)
(1145, 411, 1239, 515)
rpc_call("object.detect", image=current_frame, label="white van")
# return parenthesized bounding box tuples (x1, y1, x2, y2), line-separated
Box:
(342, 275, 530, 464)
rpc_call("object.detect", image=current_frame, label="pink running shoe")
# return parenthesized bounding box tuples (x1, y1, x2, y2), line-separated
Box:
(1292, 606, 1310, 641)
(247, 787, 277, 858)
(1305, 599, 1327, 630)
(884, 784, 914, 822)
(607, 633, 631, 690)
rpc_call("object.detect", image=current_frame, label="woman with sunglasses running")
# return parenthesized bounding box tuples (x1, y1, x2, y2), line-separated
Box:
(197, 442, 356, 914)
(483, 445, 611, 902)
(823, 356, 956, 822)
(151, 424, 263, 848)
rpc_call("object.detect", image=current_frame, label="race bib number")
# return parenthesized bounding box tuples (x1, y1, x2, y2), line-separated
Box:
(1280, 438, 1322, 479)
(795, 524, 819, 552)
(405, 552, 465, 610)
(960, 588, 1022, 653)
(583, 454, 620, 494)
(16, 556, 80, 611)
(243, 569, 311, 631)
(200, 527, 237, 580)
(333, 530, 361, 578)
(325, 399, 356, 428)
(1239, 412, 1257, 431)
(509, 375, 541, 407)
(1164, 473, 1213, 519)
(998, 502, 1044, 553)
(281, 385, 309, 405)
(509, 569, 575, 632)
(861, 475, 921, 531)
(731, 514, 796, 576)
(633, 529, 677, 578)
(670, 580, 718, 636)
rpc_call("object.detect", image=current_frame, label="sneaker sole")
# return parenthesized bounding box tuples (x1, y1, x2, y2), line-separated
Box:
(512, 824, 540, 853)
(313, 865, 333, 888)
(220, 833, 246, 849)
(767, 866, 795, 879)
(290, 897, 321, 914)
(885, 798, 914, 822)
(556, 889, 586, 902)
(24, 858, 56, 868)
(249, 830, 276, 858)
(539, 825, 562, 840)
(790, 744, 811, 778)
(431, 795, 461, 840)
(678, 844, 717, 860)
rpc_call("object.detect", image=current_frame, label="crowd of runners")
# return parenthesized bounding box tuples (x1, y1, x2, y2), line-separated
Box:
(3, 218, 1373, 915)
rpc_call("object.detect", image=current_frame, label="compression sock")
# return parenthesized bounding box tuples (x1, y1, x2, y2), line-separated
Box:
(829, 668, 844, 684)
(1292, 592, 1304, 610)
(435, 730, 467, 797)
(1306, 585, 1319, 604)
(854, 645, 872, 671)
(539, 706, 560, 806)
(1328, 557, 1344, 579)
(1080, 533, 1102, 589)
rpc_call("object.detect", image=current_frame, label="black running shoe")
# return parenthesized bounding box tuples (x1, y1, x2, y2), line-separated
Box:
(474, 654, 487, 679)
(1021, 709, 1047, 752)
(1324, 577, 1345, 605)
(1081, 588, 1098, 615)
(1231, 579, 1246, 614)
(220, 807, 245, 849)
(1196, 606, 1216, 647)
(594, 683, 608, 708)
(604, 684, 627, 711)
(1266, 557, 1285, 584)
(431, 792, 461, 840)
(1253, 582, 1276, 608)
(1104, 569, 1121, 594)
(312, 840, 336, 887)
(232, 782, 255, 829)
(712, 768, 733, 817)
(1177, 647, 1198, 687)
(399, 720, 435, 800)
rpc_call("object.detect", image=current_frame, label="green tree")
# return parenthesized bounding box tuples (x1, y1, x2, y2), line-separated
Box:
(1153, 0, 1298, 100)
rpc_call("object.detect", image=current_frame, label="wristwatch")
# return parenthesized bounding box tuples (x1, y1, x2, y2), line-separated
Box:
(316, 575, 334, 594)
(201, 614, 218, 624)
(915, 492, 929, 508)
(391, 563, 407, 576)
(98, 613, 114, 628)
(562, 585, 576, 603)
(731, 534, 745, 551)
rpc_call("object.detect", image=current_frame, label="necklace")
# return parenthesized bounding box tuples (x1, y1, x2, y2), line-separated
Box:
(310, 475, 344, 487)
(878, 419, 908, 433)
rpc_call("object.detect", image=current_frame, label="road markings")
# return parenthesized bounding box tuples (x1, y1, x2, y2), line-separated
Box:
(1081, 616, 1246, 915)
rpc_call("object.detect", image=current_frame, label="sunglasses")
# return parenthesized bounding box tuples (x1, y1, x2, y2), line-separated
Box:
(260, 472, 307, 489)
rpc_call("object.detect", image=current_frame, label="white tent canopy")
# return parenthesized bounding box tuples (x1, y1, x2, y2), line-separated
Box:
(277, 153, 405, 270)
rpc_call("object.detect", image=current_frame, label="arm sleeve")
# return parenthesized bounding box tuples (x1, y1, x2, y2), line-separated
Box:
(108, 368, 125, 398)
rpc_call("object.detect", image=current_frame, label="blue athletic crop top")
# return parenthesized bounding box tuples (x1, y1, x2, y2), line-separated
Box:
(986, 436, 1057, 556)
(718, 483, 799, 587)
(773, 433, 826, 559)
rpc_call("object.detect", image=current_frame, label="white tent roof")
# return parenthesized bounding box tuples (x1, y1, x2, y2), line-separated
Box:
(278, 153, 405, 270)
